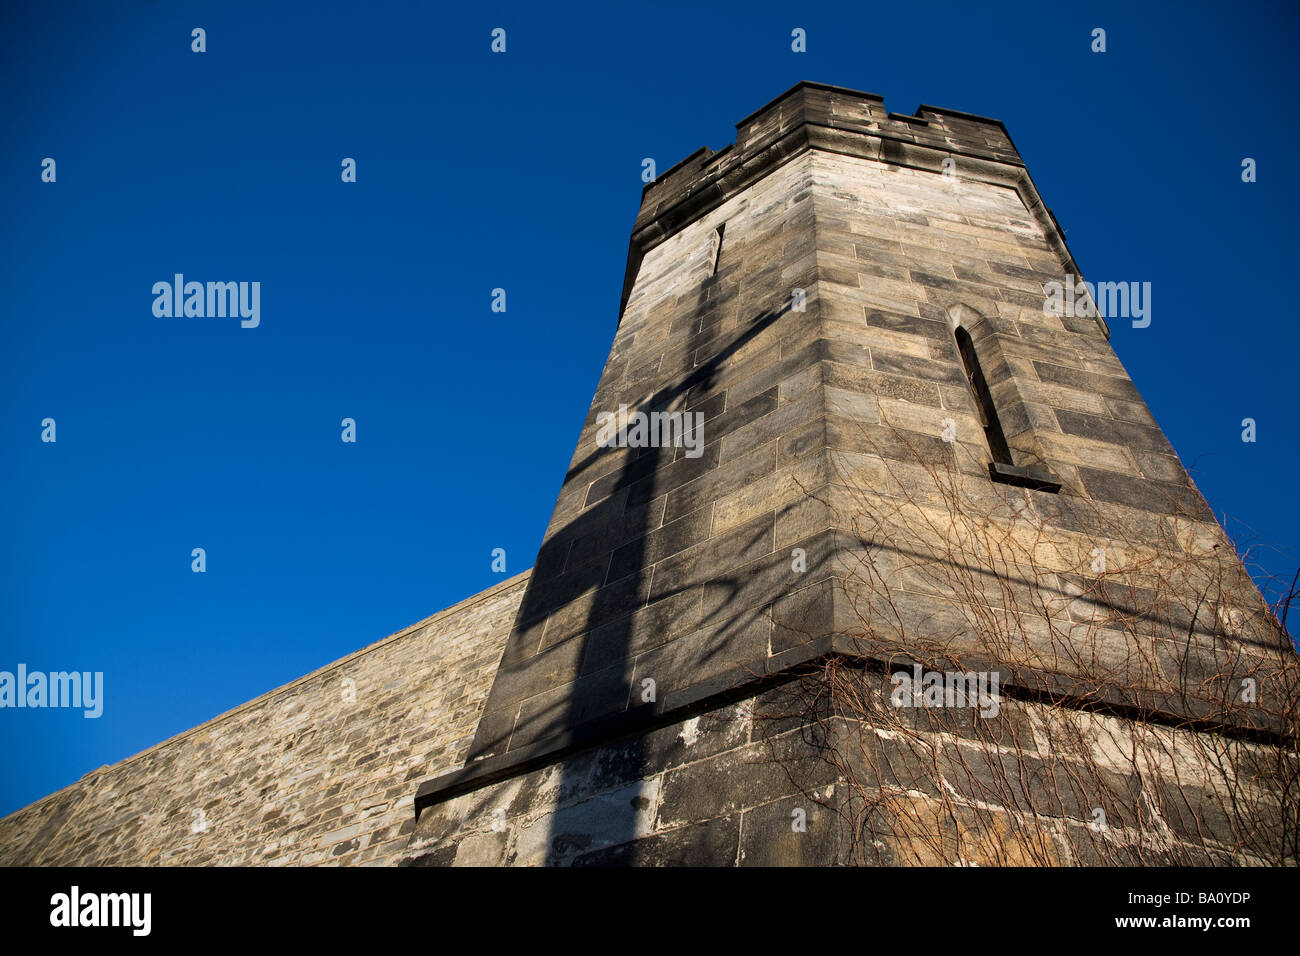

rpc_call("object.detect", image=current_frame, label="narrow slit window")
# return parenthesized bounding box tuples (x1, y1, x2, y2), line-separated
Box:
(709, 224, 725, 276)
(954, 326, 1013, 466)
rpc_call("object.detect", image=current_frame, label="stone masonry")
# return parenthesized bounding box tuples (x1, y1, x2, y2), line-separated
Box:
(405, 83, 1298, 866)
(4, 83, 1296, 867)
(0, 572, 528, 865)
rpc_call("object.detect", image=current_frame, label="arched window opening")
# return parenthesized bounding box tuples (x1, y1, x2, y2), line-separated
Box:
(954, 325, 1013, 466)
(709, 223, 725, 276)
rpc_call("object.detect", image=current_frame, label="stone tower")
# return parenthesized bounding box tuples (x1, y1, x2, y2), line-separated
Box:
(3, 82, 1294, 868)
(405, 82, 1297, 866)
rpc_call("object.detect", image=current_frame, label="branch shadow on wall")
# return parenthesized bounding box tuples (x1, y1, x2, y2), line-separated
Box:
(491, 279, 792, 864)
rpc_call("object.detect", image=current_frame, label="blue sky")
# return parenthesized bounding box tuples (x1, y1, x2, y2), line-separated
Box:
(2, 0, 1297, 817)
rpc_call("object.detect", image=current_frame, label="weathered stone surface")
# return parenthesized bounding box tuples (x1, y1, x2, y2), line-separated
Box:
(0, 573, 529, 866)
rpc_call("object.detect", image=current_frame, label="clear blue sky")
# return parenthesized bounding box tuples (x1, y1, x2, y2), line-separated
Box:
(2, 0, 1297, 817)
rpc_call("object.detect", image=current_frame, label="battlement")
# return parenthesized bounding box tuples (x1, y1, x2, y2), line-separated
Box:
(618, 81, 1062, 324)
(635, 82, 1021, 232)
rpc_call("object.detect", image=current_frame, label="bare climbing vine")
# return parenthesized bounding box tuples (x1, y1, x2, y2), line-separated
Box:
(757, 420, 1300, 866)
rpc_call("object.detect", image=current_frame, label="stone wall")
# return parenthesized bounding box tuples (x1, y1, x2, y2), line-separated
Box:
(809, 145, 1289, 715)
(406, 670, 1293, 866)
(0, 571, 528, 866)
